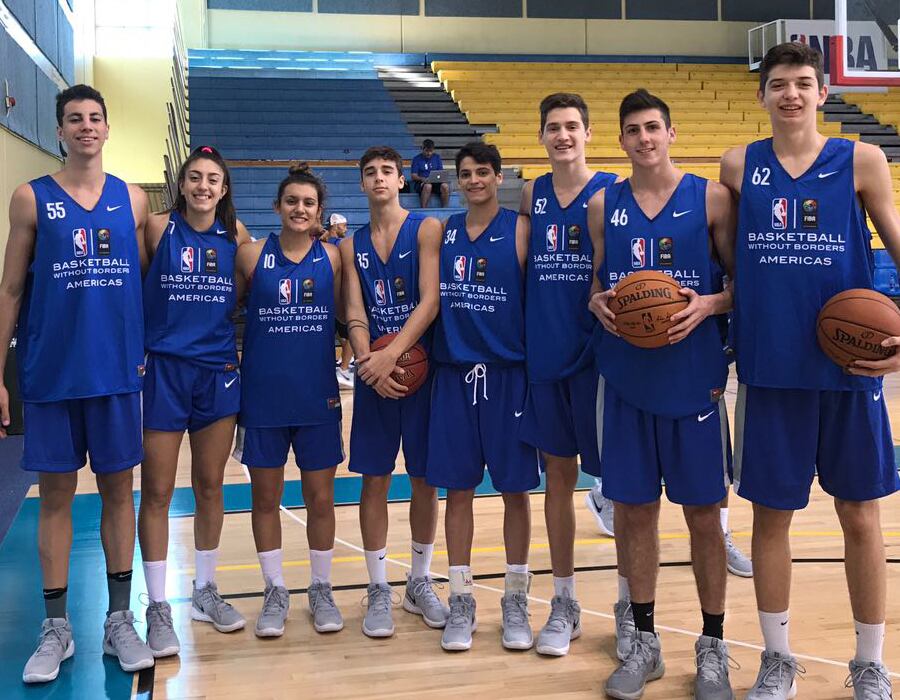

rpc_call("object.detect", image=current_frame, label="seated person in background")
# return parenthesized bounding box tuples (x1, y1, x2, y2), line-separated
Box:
(326, 213, 348, 244)
(411, 139, 449, 209)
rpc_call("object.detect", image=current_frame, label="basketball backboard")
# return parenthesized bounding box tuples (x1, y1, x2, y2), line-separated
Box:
(831, 0, 900, 86)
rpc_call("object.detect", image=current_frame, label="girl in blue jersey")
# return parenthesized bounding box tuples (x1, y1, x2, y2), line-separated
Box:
(234, 164, 345, 638)
(138, 146, 251, 655)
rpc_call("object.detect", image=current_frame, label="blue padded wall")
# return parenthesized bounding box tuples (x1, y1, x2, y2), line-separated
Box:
(5, 0, 36, 40)
(35, 0, 59, 70)
(57, 6, 75, 86)
(0, 31, 39, 145)
(319, 0, 418, 13)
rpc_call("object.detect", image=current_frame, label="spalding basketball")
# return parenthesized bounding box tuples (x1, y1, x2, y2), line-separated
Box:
(816, 288, 900, 367)
(369, 332, 429, 395)
(611, 270, 689, 349)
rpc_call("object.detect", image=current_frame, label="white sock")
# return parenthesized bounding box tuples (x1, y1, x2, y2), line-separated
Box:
(365, 548, 388, 584)
(410, 540, 433, 580)
(854, 620, 885, 664)
(258, 548, 285, 587)
(720, 507, 730, 534)
(759, 610, 791, 656)
(143, 560, 167, 603)
(194, 548, 219, 588)
(593, 477, 602, 489)
(506, 563, 528, 575)
(309, 549, 333, 585)
(448, 565, 473, 596)
(618, 574, 630, 603)
(553, 575, 575, 598)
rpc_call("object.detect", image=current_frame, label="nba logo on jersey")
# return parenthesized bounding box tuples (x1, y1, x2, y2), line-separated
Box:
(279, 278, 292, 305)
(72, 229, 88, 258)
(181, 247, 195, 272)
(454, 255, 467, 282)
(631, 238, 646, 268)
(375, 279, 386, 306)
(546, 225, 558, 252)
(771, 198, 788, 230)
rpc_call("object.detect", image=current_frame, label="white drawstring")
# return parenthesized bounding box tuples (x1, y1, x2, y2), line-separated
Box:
(464, 363, 488, 405)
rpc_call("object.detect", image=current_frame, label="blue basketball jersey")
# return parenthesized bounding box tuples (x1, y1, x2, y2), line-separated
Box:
(144, 210, 238, 368)
(735, 138, 878, 390)
(240, 235, 340, 428)
(526, 170, 617, 381)
(594, 174, 728, 418)
(353, 212, 429, 347)
(18, 174, 143, 402)
(433, 208, 524, 365)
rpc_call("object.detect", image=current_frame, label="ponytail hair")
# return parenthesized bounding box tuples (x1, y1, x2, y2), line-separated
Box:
(172, 145, 238, 242)
(275, 162, 327, 210)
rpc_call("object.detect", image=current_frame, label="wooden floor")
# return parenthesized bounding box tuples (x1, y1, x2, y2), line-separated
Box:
(41, 371, 900, 699)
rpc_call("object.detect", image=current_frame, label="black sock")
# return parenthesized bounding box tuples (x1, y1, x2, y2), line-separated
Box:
(43, 586, 68, 619)
(107, 570, 133, 614)
(631, 600, 655, 634)
(702, 610, 725, 640)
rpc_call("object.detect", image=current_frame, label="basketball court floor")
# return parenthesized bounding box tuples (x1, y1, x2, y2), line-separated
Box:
(0, 368, 897, 699)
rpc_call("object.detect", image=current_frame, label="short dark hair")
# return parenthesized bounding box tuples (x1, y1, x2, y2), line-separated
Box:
(455, 142, 501, 175)
(56, 84, 107, 126)
(276, 162, 327, 210)
(619, 89, 672, 131)
(539, 92, 589, 132)
(759, 41, 825, 92)
(422, 139, 435, 149)
(359, 145, 404, 176)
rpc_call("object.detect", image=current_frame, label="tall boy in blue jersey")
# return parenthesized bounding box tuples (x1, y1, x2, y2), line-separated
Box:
(0, 85, 154, 682)
(720, 43, 899, 700)
(590, 90, 736, 700)
(426, 143, 539, 652)
(517, 93, 617, 655)
(341, 146, 448, 637)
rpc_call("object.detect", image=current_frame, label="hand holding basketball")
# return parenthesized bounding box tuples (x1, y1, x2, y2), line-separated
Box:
(589, 289, 619, 335)
(357, 345, 408, 398)
(667, 287, 714, 345)
(848, 335, 900, 376)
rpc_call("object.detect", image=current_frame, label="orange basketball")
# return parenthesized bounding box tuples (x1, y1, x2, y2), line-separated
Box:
(369, 332, 430, 395)
(611, 270, 689, 349)
(816, 288, 900, 367)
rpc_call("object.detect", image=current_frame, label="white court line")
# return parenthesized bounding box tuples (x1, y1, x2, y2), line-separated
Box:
(241, 466, 899, 679)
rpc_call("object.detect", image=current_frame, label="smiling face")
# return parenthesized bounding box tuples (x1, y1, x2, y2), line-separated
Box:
(276, 182, 322, 236)
(57, 99, 109, 158)
(619, 108, 676, 167)
(759, 64, 827, 127)
(360, 157, 404, 204)
(179, 158, 227, 217)
(457, 156, 502, 206)
(540, 106, 592, 164)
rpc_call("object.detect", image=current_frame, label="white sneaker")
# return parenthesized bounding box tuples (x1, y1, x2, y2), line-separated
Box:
(585, 488, 615, 537)
(336, 367, 354, 389)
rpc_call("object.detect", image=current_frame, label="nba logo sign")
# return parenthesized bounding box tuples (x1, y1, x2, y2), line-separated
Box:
(546, 225, 558, 252)
(72, 229, 88, 257)
(181, 247, 194, 272)
(374, 279, 386, 306)
(631, 237, 646, 268)
(278, 278, 292, 305)
(453, 255, 467, 282)
(771, 198, 788, 230)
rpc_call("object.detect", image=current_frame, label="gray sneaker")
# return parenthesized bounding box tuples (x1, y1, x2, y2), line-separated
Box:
(585, 488, 615, 536)
(255, 583, 290, 637)
(308, 580, 343, 633)
(191, 581, 246, 633)
(614, 600, 636, 661)
(362, 583, 395, 638)
(102, 610, 155, 673)
(146, 601, 180, 658)
(501, 591, 533, 650)
(441, 594, 477, 651)
(725, 531, 753, 578)
(22, 618, 74, 683)
(536, 593, 581, 656)
(403, 575, 449, 628)
(695, 635, 735, 700)
(605, 629, 665, 699)
(846, 660, 893, 699)
(745, 650, 803, 699)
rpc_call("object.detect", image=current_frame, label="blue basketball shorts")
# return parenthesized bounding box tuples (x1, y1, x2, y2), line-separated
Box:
(348, 371, 431, 477)
(518, 363, 601, 476)
(22, 392, 143, 474)
(426, 364, 540, 493)
(143, 353, 240, 433)
(734, 384, 898, 510)
(598, 377, 731, 506)
(235, 422, 344, 471)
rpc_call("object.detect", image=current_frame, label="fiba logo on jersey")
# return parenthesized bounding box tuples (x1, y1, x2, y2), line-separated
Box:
(802, 198, 818, 228)
(181, 247, 195, 272)
(453, 255, 467, 282)
(374, 279, 386, 306)
(546, 225, 558, 252)
(631, 237, 646, 268)
(279, 278, 292, 305)
(72, 228, 88, 257)
(772, 198, 788, 230)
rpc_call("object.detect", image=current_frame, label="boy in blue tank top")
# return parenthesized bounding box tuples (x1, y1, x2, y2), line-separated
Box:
(0, 85, 154, 681)
(426, 143, 539, 652)
(720, 43, 899, 699)
(341, 146, 448, 637)
(589, 90, 737, 700)
(517, 92, 616, 655)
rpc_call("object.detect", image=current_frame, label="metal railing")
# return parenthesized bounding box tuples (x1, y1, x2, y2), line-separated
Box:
(163, 10, 189, 208)
(748, 20, 786, 71)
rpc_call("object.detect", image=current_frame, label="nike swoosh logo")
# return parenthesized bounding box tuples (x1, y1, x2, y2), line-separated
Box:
(489, 236, 504, 242)
(672, 210, 691, 218)
(582, 202, 589, 208)
(106, 205, 123, 212)
(398, 251, 412, 259)
(874, 390, 882, 401)
(216, 229, 227, 235)
(697, 410, 715, 422)
(514, 410, 523, 417)
(412, 548, 423, 555)
(313, 256, 324, 262)
(780, 620, 788, 626)
(818, 171, 839, 179)
(378, 554, 386, 560)
(225, 377, 237, 388)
